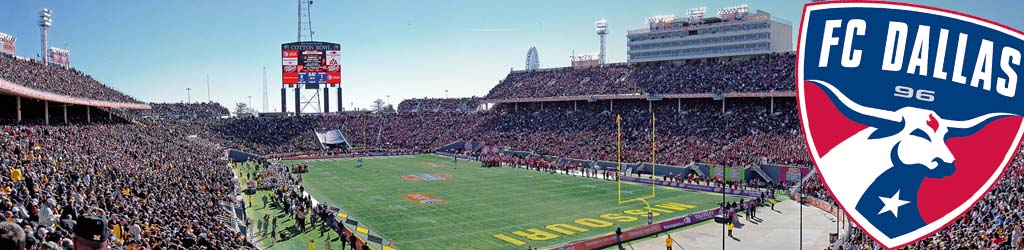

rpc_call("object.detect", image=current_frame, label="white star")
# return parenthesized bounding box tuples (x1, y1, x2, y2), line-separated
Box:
(877, 190, 911, 218)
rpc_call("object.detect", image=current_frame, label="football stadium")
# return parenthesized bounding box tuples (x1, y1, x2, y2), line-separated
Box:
(1, 1, 1022, 250)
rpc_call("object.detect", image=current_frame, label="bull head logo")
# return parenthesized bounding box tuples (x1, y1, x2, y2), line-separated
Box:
(810, 79, 1013, 238)
(813, 79, 1010, 168)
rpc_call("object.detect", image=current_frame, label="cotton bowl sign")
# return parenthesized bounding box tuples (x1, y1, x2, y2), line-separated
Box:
(797, 1, 1024, 248)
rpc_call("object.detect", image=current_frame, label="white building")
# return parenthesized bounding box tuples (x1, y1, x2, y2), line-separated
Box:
(626, 5, 792, 62)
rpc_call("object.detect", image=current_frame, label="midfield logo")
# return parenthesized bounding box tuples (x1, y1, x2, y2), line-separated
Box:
(402, 192, 447, 206)
(401, 173, 452, 182)
(796, 1, 1024, 248)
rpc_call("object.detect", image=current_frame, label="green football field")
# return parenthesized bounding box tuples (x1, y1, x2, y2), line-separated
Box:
(284, 155, 742, 250)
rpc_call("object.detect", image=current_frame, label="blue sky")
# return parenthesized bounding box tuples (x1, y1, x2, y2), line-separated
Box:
(0, 0, 1017, 112)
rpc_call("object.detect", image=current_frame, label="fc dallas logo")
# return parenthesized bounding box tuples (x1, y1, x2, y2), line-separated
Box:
(797, 1, 1024, 248)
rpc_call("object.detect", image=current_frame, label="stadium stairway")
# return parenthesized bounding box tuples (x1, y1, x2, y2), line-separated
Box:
(802, 168, 818, 184)
(686, 164, 705, 176)
(436, 140, 464, 152)
(789, 168, 819, 194)
(341, 130, 354, 150)
(751, 165, 773, 182)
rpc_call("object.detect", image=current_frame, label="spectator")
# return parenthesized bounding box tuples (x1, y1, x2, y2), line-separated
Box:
(485, 53, 794, 99)
(0, 124, 252, 249)
(0, 53, 140, 103)
(397, 97, 481, 113)
(71, 215, 108, 250)
(129, 102, 230, 120)
(0, 222, 25, 250)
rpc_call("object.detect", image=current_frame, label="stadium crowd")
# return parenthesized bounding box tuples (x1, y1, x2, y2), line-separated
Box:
(145, 97, 809, 168)
(0, 54, 140, 104)
(397, 97, 481, 113)
(473, 98, 808, 167)
(150, 112, 490, 156)
(151, 116, 325, 156)
(799, 172, 833, 205)
(486, 53, 794, 99)
(130, 102, 230, 120)
(0, 124, 252, 249)
(488, 65, 640, 99)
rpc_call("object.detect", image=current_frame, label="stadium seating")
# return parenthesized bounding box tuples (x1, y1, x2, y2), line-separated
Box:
(130, 102, 230, 120)
(397, 97, 481, 113)
(0, 124, 249, 249)
(151, 112, 489, 156)
(0, 54, 140, 103)
(472, 98, 807, 167)
(485, 53, 794, 99)
(157, 97, 809, 167)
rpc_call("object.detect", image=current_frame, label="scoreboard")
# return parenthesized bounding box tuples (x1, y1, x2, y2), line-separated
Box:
(282, 41, 341, 87)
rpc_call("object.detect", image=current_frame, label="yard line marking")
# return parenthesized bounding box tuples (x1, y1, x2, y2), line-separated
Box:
(292, 154, 747, 248)
(341, 178, 616, 214)
(392, 196, 697, 245)
(359, 183, 693, 228)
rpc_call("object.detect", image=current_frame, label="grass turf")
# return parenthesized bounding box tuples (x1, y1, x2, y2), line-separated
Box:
(277, 155, 743, 250)
(238, 166, 347, 250)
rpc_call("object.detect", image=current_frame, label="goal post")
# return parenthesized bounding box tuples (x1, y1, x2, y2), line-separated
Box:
(616, 113, 657, 205)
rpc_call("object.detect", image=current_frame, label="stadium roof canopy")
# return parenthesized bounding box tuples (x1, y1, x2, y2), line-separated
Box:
(0, 78, 150, 109)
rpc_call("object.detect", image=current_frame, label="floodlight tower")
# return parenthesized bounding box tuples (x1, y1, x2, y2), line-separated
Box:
(595, 20, 607, 64)
(689, 7, 706, 22)
(39, 9, 52, 64)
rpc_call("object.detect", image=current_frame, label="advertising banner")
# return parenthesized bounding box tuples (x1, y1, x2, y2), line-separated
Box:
(48, 47, 70, 66)
(0, 33, 14, 55)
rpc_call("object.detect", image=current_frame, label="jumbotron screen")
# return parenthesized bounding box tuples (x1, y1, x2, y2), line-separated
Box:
(281, 41, 341, 86)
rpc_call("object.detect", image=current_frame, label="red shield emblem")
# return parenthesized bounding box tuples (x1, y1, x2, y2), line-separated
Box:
(797, 1, 1024, 248)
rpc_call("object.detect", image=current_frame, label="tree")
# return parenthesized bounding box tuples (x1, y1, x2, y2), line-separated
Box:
(235, 102, 252, 116)
(371, 99, 386, 111)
